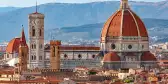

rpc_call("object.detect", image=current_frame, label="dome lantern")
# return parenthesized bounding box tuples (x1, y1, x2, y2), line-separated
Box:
(120, 0, 129, 9)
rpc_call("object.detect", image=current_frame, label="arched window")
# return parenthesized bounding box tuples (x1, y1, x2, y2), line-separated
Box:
(32, 28, 35, 36)
(34, 56, 36, 60)
(39, 29, 42, 36)
(78, 54, 82, 59)
(7, 54, 9, 58)
(34, 44, 36, 49)
(52, 46, 55, 57)
(31, 56, 34, 60)
(31, 44, 34, 49)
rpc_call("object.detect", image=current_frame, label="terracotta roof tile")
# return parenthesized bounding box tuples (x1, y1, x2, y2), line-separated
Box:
(141, 51, 157, 61)
(103, 52, 120, 62)
(45, 45, 100, 51)
(6, 30, 28, 53)
(6, 38, 20, 53)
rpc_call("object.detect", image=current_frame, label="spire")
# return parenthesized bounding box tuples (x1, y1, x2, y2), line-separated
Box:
(20, 25, 26, 45)
(120, 0, 129, 9)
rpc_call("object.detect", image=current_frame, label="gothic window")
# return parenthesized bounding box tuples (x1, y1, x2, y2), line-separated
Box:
(78, 54, 82, 59)
(31, 44, 34, 49)
(53, 46, 55, 57)
(31, 56, 34, 60)
(34, 44, 36, 49)
(34, 56, 36, 60)
(39, 29, 42, 36)
(32, 28, 35, 36)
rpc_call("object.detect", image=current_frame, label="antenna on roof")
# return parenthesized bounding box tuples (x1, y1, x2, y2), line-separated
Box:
(21, 25, 24, 32)
(21, 25, 24, 36)
(36, 0, 38, 13)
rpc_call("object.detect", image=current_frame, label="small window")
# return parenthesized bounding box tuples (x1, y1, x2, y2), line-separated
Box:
(39, 56, 42, 60)
(34, 56, 36, 60)
(31, 56, 34, 60)
(7, 54, 9, 58)
(53, 46, 55, 57)
(32, 28, 35, 36)
(78, 54, 82, 59)
(31, 44, 34, 49)
(39, 29, 42, 36)
(142, 45, 144, 49)
(64, 54, 68, 59)
(34, 44, 36, 49)
(111, 44, 116, 49)
(92, 55, 95, 58)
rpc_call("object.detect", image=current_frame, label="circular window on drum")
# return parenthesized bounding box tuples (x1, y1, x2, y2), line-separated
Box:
(64, 54, 68, 59)
(111, 44, 116, 49)
(128, 45, 132, 49)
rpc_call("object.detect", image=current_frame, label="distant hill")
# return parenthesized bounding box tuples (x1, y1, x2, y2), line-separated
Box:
(0, 1, 168, 42)
(46, 18, 168, 43)
(0, 7, 19, 14)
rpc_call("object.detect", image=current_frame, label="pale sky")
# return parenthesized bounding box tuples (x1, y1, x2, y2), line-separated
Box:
(0, 0, 166, 7)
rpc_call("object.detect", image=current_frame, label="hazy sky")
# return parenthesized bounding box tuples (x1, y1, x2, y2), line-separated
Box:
(0, 0, 165, 7)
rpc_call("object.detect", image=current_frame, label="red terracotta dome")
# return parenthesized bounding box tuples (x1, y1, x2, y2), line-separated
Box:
(6, 29, 28, 53)
(103, 52, 120, 62)
(141, 51, 157, 61)
(101, 0, 148, 38)
(6, 38, 20, 53)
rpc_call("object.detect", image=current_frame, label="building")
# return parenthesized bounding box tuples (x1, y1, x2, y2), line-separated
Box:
(44, 43, 101, 69)
(3, 0, 158, 70)
(0, 43, 7, 60)
(28, 10, 45, 69)
(18, 30, 29, 71)
(27, 7, 101, 69)
(4, 34, 100, 69)
(101, 0, 157, 69)
(50, 40, 61, 70)
(4, 27, 28, 66)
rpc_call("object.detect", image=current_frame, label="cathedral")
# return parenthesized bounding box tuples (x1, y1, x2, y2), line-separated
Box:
(101, 0, 157, 69)
(3, 0, 157, 70)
